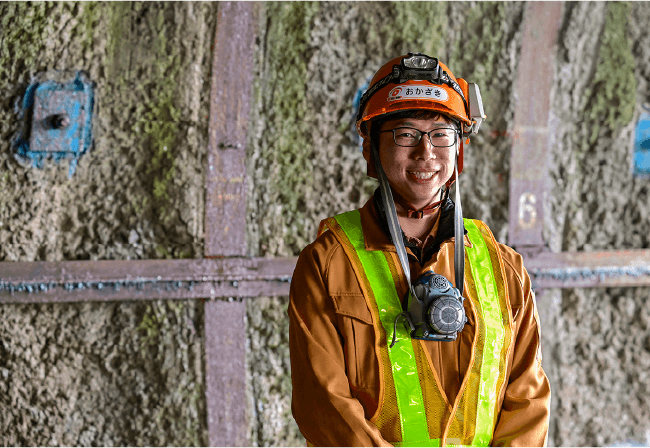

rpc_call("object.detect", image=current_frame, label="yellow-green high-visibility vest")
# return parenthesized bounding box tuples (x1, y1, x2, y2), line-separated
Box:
(318, 210, 513, 447)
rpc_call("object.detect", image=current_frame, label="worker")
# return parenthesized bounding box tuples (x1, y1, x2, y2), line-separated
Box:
(288, 53, 551, 447)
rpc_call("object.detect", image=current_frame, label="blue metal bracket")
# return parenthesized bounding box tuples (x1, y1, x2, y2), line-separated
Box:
(13, 70, 94, 177)
(351, 78, 370, 151)
(633, 108, 650, 177)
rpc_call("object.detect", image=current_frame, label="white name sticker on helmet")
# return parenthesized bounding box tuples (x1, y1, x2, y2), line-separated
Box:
(387, 85, 449, 102)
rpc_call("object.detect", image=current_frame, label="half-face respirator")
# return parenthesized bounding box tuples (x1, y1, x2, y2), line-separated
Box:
(391, 271, 467, 346)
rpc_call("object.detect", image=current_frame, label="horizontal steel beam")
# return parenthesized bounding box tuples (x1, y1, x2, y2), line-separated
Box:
(1, 248, 649, 303)
(525, 249, 650, 289)
(0, 257, 295, 303)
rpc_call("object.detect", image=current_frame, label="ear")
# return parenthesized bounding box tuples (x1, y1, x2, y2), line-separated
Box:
(445, 139, 464, 188)
(363, 138, 378, 179)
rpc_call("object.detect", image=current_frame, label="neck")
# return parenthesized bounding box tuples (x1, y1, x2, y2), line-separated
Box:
(391, 187, 443, 219)
(392, 190, 442, 242)
(396, 203, 440, 242)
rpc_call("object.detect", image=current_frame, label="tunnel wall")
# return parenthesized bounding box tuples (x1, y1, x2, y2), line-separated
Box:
(541, 2, 650, 445)
(0, 2, 215, 445)
(1, 2, 649, 446)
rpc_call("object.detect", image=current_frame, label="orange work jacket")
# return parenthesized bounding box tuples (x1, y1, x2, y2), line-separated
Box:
(288, 195, 551, 446)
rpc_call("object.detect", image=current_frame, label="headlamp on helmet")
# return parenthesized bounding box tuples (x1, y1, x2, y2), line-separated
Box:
(393, 54, 443, 84)
(466, 82, 485, 135)
(402, 54, 439, 70)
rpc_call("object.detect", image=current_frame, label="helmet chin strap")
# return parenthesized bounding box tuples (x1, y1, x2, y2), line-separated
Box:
(370, 140, 465, 306)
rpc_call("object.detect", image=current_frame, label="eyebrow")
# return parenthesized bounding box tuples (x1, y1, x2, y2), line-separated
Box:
(382, 121, 420, 130)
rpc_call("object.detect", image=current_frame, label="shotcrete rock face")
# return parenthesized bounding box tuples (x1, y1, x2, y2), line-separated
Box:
(0, 2, 216, 445)
(2, 1, 650, 446)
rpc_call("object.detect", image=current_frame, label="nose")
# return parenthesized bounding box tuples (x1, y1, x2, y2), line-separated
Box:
(414, 132, 437, 160)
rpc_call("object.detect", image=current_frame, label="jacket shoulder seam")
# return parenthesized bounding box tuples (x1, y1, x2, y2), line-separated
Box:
(320, 232, 344, 284)
(501, 254, 524, 290)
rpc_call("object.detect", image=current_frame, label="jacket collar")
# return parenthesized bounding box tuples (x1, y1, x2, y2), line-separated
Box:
(360, 188, 470, 257)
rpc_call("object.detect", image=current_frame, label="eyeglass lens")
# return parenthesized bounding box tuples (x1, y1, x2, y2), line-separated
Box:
(392, 127, 457, 147)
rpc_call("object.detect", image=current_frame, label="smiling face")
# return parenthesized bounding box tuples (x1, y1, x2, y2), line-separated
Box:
(377, 116, 458, 210)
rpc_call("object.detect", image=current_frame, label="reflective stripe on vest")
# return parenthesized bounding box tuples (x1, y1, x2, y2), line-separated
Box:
(463, 220, 511, 446)
(320, 210, 512, 447)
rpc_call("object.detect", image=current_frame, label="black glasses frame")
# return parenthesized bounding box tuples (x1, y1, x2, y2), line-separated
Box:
(379, 126, 459, 148)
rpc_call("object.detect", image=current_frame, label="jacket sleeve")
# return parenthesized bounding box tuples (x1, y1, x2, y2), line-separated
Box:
(288, 241, 392, 447)
(491, 263, 552, 447)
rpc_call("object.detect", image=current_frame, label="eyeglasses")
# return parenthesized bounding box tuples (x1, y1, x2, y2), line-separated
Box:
(379, 126, 458, 147)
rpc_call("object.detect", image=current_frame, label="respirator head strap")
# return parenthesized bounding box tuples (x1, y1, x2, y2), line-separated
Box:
(371, 139, 417, 299)
(453, 155, 465, 292)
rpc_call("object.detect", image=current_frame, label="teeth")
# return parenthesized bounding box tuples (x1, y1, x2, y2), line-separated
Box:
(409, 171, 436, 179)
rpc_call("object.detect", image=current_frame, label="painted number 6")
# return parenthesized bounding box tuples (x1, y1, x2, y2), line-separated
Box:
(518, 192, 537, 229)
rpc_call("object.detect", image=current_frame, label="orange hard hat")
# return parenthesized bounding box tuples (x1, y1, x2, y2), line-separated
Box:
(356, 53, 482, 185)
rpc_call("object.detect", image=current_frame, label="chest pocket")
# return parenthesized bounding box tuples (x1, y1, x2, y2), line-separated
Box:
(331, 295, 376, 391)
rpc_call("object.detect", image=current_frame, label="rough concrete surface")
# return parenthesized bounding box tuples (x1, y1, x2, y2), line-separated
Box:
(553, 286, 650, 446)
(0, 2, 214, 262)
(2, 1, 650, 447)
(0, 2, 214, 445)
(0, 299, 207, 446)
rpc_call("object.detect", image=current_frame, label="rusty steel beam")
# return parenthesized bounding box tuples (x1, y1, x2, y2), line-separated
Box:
(0, 257, 295, 283)
(508, 2, 564, 252)
(205, 300, 248, 447)
(0, 257, 295, 303)
(525, 249, 650, 289)
(3, 248, 649, 301)
(203, 2, 258, 447)
(205, 1, 255, 258)
(0, 280, 290, 304)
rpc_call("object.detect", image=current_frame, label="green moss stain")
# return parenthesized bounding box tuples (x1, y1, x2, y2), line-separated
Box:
(136, 300, 204, 445)
(138, 5, 181, 237)
(449, 2, 507, 110)
(139, 84, 180, 228)
(383, 2, 446, 56)
(81, 1, 99, 53)
(137, 304, 160, 357)
(103, 2, 183, 256)
(570, 2, 636, 176)
(582, 1, 636, 145)
(262, 2, 320, 253)
(563, 2, 637, 249)
(0, 2, 50, 91)
(106, 2, 132, 79)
